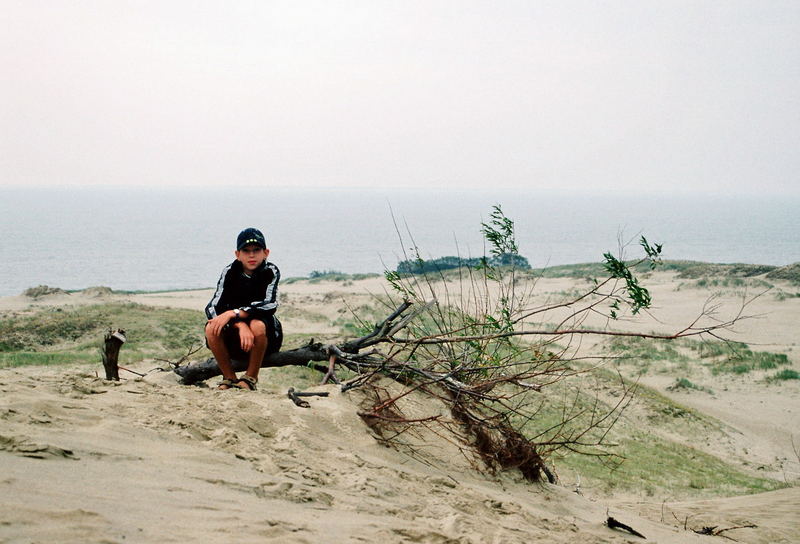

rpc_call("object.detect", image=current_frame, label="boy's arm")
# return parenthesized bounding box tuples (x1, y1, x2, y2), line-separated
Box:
(205, 264, 233, 319)
(242, 262, 280, 319)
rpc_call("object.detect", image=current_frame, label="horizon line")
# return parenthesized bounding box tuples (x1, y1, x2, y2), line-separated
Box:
(2, 183, 799, 198)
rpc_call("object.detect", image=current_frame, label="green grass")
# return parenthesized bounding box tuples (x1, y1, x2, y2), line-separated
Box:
(605, 336, 690, 374)
(277, 260, 797, 286)
(773, 290, 800, 301)
(0, 351, 100, 367)
(676, 277, 774, 291)
(22, 285, 67, 298)
(333, 300, 397, 337)
(0, 302, 204, 368)
(696, 277, 744, 288)
(673, 262, 777, 279)
(607, 336, 689, 362)
(529, 262, 613, 279)
(277, 260, 796, 290)
(283, 271, 380, 285)
(525, 260, 780, 281)
(309, 270, 380, 283)
(286, 260, 798, 287)
(607, 336, 792, 378)
(689, 341, 791, 375)
(552, 431, 782, 498)
(765, 263, 800, 284)
(523, 375, 782, 498)
(98, 287, 213, 295)
(769, 369, 800, 381)
(0, 298, 360, 371)
(667, 377, 714, 394)
(527, 259, 672, 279)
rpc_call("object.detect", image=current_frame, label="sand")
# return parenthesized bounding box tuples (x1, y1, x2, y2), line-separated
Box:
(1, 271, 798, 543)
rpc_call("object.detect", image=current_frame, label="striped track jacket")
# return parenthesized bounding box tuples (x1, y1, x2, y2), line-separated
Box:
(205, 259, 280, 321)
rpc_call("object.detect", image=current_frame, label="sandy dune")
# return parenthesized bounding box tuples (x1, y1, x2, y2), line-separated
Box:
(1, 271, 798, 543)
(4, 364, 796, 543)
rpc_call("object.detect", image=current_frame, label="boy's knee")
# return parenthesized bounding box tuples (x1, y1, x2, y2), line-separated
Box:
(249, 319, 267, 337)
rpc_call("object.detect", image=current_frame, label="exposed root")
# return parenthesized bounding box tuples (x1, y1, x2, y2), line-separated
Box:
(451, 400, 553, 483)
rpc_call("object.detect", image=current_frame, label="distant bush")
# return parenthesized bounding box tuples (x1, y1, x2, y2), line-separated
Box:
(397, 253, 531, 275)
(23, 285, 66, 298)
(690, 277, 771, 290)
(676, 263, 777, 280)
(306, 270, 380, 283)
(770, 369, 799, 381)
(607, 336, 689, 368)
(667, 377, 713, 394)
(0, 338, 25, 352)
(309, 269, 343, 279)
(766, 263, 800, 284)
(82, 286, 114, 297)
(774, 290, 800, 301)
(694, 341, 792, 375)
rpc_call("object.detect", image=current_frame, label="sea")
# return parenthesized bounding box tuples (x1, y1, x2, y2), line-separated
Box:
(0, 186, 798, 297)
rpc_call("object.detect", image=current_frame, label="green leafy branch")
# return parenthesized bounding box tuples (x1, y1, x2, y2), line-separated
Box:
(603, 236, 663, 317)
(481, 204, 519, 257)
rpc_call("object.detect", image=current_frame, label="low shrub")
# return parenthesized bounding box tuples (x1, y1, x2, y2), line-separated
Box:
(668, 377, 713, 394)
(770, 369, 799, 381)
(23, 285, 66, 298)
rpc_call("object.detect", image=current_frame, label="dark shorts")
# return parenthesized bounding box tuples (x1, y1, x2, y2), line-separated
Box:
(207, 315, 283, 361)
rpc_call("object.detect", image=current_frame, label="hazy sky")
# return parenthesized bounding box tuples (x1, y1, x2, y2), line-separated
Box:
(2, 1, 798, 194)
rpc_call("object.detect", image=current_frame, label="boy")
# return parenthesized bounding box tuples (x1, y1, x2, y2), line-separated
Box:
(205, 227, 282, 390)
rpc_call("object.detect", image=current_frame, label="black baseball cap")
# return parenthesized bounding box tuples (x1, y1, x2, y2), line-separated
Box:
(236, 227, 267, 250)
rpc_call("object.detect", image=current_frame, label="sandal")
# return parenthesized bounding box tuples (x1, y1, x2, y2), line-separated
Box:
(217, 378, 237, 390)
(234, 375, 258, 391)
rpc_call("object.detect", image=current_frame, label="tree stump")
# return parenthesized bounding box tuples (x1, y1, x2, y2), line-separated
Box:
(102, 329, 126, 381)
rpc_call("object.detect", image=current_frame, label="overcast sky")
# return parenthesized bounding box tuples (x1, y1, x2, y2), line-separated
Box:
(1, 1, 798, 194)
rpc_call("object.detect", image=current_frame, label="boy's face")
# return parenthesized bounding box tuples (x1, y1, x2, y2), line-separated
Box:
(235, 244, 269, 274)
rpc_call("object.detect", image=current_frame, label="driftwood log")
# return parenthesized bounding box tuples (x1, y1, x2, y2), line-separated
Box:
(174, 342, 331, 385)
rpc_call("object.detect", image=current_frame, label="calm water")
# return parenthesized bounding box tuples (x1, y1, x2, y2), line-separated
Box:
(0, 187, 797, 297)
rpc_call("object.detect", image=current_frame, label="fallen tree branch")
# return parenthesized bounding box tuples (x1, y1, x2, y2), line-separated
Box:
(287, 387, 330, 408)
(606, 517, 646, 539)
(692, 524, 757, 541)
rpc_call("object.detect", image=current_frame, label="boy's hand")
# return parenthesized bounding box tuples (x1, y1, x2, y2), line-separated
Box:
(235, 322, 254, 352)
(206, 312, 232, 337)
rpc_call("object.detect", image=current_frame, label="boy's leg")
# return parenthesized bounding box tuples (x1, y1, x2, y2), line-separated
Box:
(242, 319, 268, 384)
(205, 323, 238, 387)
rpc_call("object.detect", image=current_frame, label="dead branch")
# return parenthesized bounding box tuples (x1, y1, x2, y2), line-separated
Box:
(692, 524, 757, 541)
(606, 516, 646, 539)
(287, 387, 330, 408)
(154, 342, 204, 368)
